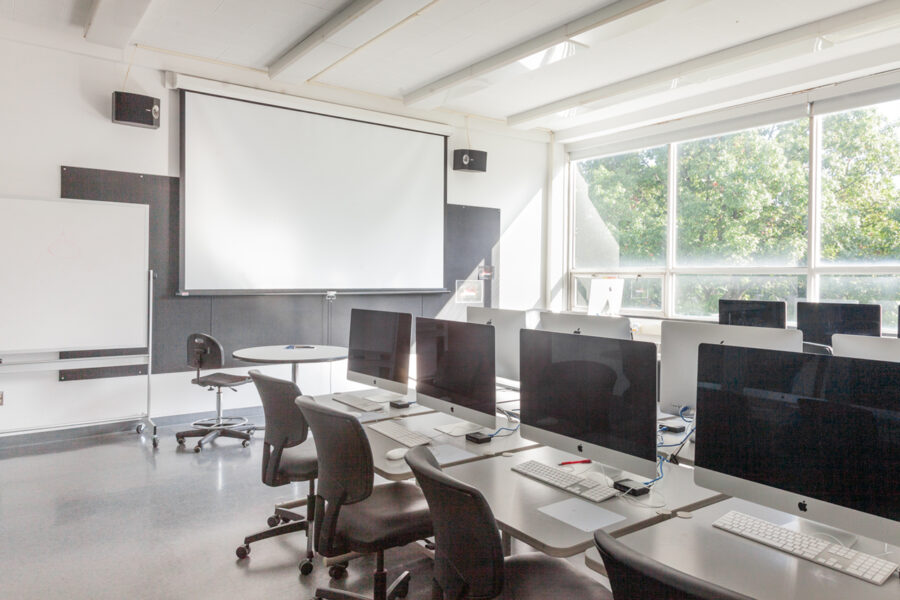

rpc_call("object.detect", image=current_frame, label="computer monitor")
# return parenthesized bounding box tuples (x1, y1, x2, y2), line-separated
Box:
(466, 307, 539, 383)
(718, 299, 786, 328)
(659, 321, 803, 417)
(519, 329, 658, 479)
(832, 333, 900, 362)
(537, 311, 632, 340)
(694, 344, 900, 546)
(416, 317, 497, 433)
(346, 308, 412, 398)
(796, 301, 881, 346)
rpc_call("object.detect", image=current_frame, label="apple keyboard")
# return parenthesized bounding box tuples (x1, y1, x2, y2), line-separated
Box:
(333, 393, 383, 412)
(713, 510, 899, 585)
(368, 420, 431, 447)
(511, 460, 618, 503)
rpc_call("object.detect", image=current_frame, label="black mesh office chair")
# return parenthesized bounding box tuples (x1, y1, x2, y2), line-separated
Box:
(405, 446, 610, 600)
(296, 397, 433, 600)
(593, 529, 752, 600)
(235, 371, 318, 574)
(176, 333, 255, 452)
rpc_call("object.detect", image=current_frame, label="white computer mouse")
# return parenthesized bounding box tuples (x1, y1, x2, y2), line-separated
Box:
(385, 448, 408, 461)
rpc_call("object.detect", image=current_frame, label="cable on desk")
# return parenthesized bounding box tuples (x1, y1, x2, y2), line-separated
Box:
(488, 422, 520, 438)
(679, 405, 694, 422)
(667, 426, 695, 465)
(643, 454, 666, 486)
(657, 426, 695, 448)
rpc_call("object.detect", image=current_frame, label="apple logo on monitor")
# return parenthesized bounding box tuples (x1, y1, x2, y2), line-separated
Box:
(798, 501, 808, 512)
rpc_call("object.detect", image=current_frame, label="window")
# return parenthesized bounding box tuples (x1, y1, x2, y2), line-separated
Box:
(569, 97, 900, 332)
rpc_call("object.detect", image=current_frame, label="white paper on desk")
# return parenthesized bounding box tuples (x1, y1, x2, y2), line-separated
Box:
(428, 444, 477, 465)
(538, 498, 626, 533)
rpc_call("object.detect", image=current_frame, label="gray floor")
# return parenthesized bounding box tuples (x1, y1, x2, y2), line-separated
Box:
(0, 422, 609, 599)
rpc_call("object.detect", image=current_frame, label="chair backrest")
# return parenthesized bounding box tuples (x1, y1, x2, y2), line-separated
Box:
(186, 333, 225, 370)
(593, 529, 753, 600)
(296, 397, 374, 556)
(249, 370, 309, 486)
(405, 446, 504, 600)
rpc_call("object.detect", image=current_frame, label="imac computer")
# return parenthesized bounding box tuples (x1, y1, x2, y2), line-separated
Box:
(659, 321, 803, 417)
(796, 301, 882, 346)
(718, 299, 786, 329)
(344, 308, 412, 401)
(466, 306, 539, 384)
(832, 333, 900, 362)
(537, 311, 632, 340)
(519, 329, 658, 479)
(694, 343, 900, 547)
(416, 317, 497, 435)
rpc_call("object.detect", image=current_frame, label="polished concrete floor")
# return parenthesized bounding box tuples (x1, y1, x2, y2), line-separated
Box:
(0, 423, 609, 599)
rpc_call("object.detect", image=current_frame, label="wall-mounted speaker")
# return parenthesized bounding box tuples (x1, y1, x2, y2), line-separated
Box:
(453, 149, 487, 172)
(112, 91, 160, 129)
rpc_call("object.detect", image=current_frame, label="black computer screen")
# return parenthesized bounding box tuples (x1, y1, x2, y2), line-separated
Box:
(415, 317, 496, 417)
(796, 301, 881, 345)
(696, 344, 900, 522)
(519, 329, 657, 462)
(718, 299, 786, 328)
(347, 309, 411, 383)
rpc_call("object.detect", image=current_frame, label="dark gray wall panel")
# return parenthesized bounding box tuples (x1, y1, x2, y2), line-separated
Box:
(211, 295, 324, 368)
(62, 167, 501, 377)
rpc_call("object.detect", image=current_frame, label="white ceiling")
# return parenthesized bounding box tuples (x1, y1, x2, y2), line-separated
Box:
(2, 0, 900, 141)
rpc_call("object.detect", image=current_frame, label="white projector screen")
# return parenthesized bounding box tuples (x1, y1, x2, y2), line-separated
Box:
(181, 91, 446, 293)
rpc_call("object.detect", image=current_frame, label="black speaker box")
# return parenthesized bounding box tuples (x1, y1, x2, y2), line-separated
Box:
(453, 149, 487, 172)
(112, 91, 160, 129)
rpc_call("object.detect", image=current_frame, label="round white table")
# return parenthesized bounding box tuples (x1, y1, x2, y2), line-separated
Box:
(233, 345, 348, 386)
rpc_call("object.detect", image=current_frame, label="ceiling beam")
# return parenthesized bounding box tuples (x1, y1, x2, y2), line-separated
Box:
(83, 0, 155, 48)
(402, 0, 665, 109)
(268, 0, 383, 80)
(507, 0, 900, 129)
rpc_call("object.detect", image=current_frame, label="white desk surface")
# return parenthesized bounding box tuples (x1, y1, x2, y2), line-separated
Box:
(364, 411, 538, 481)
(443, 446, 726, 558)
(232, 345, 347, 364)
(314, 389, 434, 422)
(585, 497, 900, 599)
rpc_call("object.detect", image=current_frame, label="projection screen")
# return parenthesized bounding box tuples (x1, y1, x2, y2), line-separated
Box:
(181, 91, 446, 293)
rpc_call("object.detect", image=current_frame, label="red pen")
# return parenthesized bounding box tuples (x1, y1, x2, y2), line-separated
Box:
(558, 459, 591, 466)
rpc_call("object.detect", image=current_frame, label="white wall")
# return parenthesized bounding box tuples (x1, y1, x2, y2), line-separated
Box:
(0, 38, 549, 433)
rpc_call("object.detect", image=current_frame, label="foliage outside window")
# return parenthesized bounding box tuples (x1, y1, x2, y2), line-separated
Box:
(571, 97, 900, 329)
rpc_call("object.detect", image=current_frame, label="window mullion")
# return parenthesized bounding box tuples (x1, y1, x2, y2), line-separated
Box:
(665, 142, 678, 318)
(808, 106, 821, 302)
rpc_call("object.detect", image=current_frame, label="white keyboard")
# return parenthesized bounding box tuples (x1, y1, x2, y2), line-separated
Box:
(368, 420, 432, 448)
(333, 393, 383, 413)
(511, 460, 618, 503)
(713, 510, 899, 585)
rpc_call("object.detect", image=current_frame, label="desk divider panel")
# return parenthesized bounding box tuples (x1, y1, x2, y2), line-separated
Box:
(62, 167, 500, 379)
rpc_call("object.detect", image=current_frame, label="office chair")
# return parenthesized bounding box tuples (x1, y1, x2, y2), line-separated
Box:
(235, 371, 317, 574)
(802, 342, 833, 355)
(593, 529, 752, 600)
(405, 446, 610, 600)
(176, 333, 255, 453)
(296, 397, 433, 600)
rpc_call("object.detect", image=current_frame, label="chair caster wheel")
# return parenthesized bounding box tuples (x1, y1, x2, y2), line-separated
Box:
(395, 582, 409, 598)
(236, 544, 250, 559)
(267, 515, 280, 527)
(242, 439, 250, 448)
(194, 444, 202, 453)
(176, 438, 185, 446)
(136, 423, 145, 434)
(329, 564, 347, 579)
(299, 560, 313, 575)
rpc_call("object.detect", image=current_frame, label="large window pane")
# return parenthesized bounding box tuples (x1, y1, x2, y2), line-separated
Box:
(674, 274, 807, 321)
(574, 275, 663, 312)
(676, 120, 809, 267)
(574, 146, 667, 269)
(821, 99, 900, 264)
(819, 275, 900, 333)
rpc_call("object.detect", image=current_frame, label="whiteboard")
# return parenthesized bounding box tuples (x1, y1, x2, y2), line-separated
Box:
(0, 197, 149, 353)
(182, 91, 445, 292)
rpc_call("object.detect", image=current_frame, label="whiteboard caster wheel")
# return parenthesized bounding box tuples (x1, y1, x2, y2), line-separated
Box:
(136, 423, 145, 434)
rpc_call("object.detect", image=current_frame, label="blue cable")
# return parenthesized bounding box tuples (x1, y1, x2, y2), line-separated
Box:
(657, 426, 695, 448)
(679, 406, 694, 423)
(642, 454, 666, 486)
(489, 422, 521, 438)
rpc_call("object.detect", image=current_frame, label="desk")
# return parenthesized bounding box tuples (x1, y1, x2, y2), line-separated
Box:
(363, 411, 539, 481)
(584, 498, 900, 599)
(444, 446, 726, 557)
(314, 389, 434, 422)
(233, 345, 347, 385)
